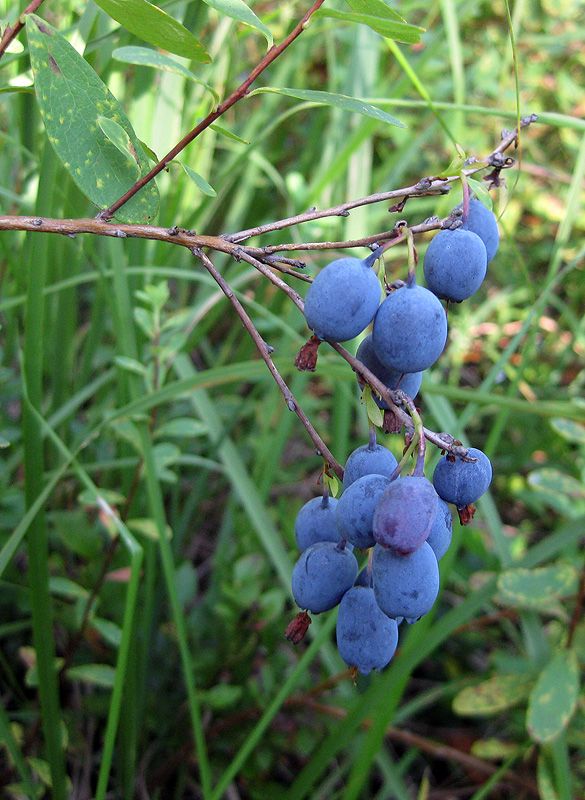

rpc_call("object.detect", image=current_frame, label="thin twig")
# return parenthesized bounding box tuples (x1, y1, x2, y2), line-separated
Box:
(99, 0, 328, 220)
(193, 247, 344, 480)
(0, 0, 45, 60)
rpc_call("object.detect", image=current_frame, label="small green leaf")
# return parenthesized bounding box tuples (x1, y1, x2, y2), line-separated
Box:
(181, 163, 217, 196)
(550, 417, 585, 445)
(112, 46, 219, 103)
(90, 617, 122, 647)
(467, 177, 493, 209)
(365, 386, 384, 427)
(98, 116, 140, 176)
(155, 418, 208, 438)
(323, 469, 339, 499)
(26, 14, 159, 222)
(201, 0, 272, 46)
(345, 0, 406, 23)
(453, 674, 532, 716)
(314, 9, 423, 44)
(66, 663, 116, 688)
(114, 355, 149, 376)
(497, 565, 578, 611)
(526, 650, 580, 743)
(250, 87, 405, 127)
(92, 0, 210, 61)
(470, 738, 519, 760)
(49, 576, 90, 600)
(527, 468, 585, 518)
(127, 518, 173, 540)
(200, 684, 243, 709)
(78, 488, 126, 507)
(209, 122, 249, 144)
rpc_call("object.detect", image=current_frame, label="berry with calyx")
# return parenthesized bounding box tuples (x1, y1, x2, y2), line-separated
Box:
(294, 494, 344, 552)
(423, 227, 487, 302)
(461, 196, 500, 263)
(291, 541, 358, 614)
(373, 475, 438, 555)
(355, 334, 423, 407)
(432, 446, 493, 509)
(303, 250, 382, 343)
(335, 473, 391, 550)
(336, 586, 399, 674)
(343, 439, 398, 490)
(372, 274, 448, 373)
(372, 541, 440, 620)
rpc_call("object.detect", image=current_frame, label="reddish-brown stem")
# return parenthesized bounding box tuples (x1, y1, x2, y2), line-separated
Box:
(567, 552, 585, 649)
(0, 0, 46, 59)
(99, 0, 327, 220)
(193, 247, 344, 480)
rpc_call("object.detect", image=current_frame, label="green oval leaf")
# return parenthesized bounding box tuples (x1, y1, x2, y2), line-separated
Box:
(201, 0, 273, 46)
(98, 116, 140, 177)
(26, 14, 159, 223)
(92, 0, 210, 62)
(527, 468, 585, 518)
(250, 87, 405, 127)
(112, 46, 219, 103)
(48, 576, 90, 600)
(527, 650, 580, 743)
(550, 417, 585, 445)
(155, 418, 208, 438)
(453, 674, 533, 716)
(66, 663, 117, 688)
(497, 565, 578, 611)
(314, 9, 423, 44)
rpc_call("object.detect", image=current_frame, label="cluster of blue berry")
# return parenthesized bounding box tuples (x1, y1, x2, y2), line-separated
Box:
(287, 195, 498, 676)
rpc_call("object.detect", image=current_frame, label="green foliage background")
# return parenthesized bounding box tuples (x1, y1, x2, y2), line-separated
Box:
(0, 0, 584, 798)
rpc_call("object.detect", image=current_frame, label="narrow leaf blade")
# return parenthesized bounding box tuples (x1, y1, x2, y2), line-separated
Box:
(201, 0, 273, 46)
(250, 87, 406, 127)
(112, 46, 219, 103)
(181, 163, 217, 196)
(93, 0, 210, 61)
(315, 9, 423, 44)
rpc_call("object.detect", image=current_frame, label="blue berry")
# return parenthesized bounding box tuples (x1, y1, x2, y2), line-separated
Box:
(343, 441, 398, 490)
(291, 541, 358, 614)
(432, 447, 493, 508)
(462, 196, 500, 263)
(336, 586, 399, 674)
(423, 228, 487, 302)
(304, 256, 381, 342)
(425, 497, 453, 561)
(294, 495, 346, 552)
(372, 279, 448, 373)
(335, 474, 391, 550)
(373, 475, 438, 556)
(372, 541, 440, 619)
(355, 334, 423, 407)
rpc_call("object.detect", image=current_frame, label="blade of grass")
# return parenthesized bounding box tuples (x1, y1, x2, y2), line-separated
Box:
(0, 699, 37, 797)
(208, 611, 337, 800)
(21, 144, 67, 800)
(107, 240, 212, 798)
(385, 39, 457, 146)
(439, 0, 465, 138)
(20, 351, 145, 800)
